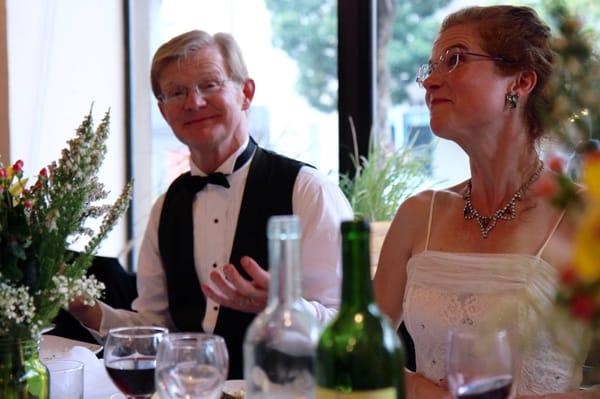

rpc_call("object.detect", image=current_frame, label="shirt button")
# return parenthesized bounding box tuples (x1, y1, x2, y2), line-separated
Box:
(213, 263, 217, 268)
(213, 306, 219, 311)
(214, 218, 219, 223)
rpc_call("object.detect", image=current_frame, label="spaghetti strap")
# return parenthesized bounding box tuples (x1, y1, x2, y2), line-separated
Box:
(536, 208, 567, 258)
(425, 191, 437, 250)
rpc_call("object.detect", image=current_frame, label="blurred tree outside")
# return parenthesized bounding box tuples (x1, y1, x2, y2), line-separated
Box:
(264, 0, 451, 141)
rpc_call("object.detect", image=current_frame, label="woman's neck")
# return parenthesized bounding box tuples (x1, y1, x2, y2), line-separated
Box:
(462, 128, 540, 215)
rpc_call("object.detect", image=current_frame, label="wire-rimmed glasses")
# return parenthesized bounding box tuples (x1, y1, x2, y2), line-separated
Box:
(416, 47, 507, 87)
(159, 79, 232, 105)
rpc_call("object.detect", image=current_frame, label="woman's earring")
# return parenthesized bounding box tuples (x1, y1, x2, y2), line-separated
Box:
(505, 91, 519, 109)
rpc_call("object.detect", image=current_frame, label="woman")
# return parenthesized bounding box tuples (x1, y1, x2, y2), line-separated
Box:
(374, 5, 590, 398)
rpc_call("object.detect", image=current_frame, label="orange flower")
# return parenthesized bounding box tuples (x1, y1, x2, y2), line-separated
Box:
(548, 155, 564, 173)
(533, 174, 560, 198)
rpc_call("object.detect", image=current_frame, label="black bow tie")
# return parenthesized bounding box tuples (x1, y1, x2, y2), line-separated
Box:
(186, 172, 231, 193)
(185, 137, 257, 195)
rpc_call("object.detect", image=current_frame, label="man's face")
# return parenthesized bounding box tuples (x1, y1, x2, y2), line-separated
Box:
(157, 45, 253, 157)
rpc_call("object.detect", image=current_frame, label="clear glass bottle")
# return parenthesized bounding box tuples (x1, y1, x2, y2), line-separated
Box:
(244, 215, 320, 399)
(316, 219, 405, 399)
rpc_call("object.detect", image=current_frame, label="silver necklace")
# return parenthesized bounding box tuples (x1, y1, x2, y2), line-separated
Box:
(463, 161, 544, 238)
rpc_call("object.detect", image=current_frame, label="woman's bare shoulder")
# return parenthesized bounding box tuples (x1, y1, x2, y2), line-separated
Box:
(398, 184, 466, 216)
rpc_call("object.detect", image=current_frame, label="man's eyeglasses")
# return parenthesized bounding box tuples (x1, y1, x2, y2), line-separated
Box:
(159, 79, 232, 104)
(416, 47, 507, 87)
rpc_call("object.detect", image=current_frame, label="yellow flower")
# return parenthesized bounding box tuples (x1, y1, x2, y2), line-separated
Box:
(8, 178, 28, 204)
(573, 205, 600, 281)
(582, 153, 600, 199)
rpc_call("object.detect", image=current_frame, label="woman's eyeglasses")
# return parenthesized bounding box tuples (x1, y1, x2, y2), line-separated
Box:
(416, 47, 508, 87)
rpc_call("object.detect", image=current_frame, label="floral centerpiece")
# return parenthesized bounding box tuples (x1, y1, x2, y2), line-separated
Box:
(532, 0, 600, 384)
(0, 109, 132, 398)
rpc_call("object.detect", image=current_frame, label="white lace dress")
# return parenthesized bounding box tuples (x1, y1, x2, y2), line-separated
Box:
(402, 193, 582, 395)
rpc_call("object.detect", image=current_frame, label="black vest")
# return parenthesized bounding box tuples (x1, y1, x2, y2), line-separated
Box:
(158, 145, 304, 379)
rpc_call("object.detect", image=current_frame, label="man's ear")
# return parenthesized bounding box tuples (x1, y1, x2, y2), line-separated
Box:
(241, 78, 255, 110)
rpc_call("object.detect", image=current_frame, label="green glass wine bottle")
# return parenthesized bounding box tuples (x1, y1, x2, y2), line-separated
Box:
(316, 219, 405, 399)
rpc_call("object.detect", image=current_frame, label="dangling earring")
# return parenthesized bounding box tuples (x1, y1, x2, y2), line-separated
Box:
(505, 91, 519, 109)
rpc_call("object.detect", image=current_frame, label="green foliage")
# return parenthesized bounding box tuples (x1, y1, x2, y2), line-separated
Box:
(265, 0, 451, 110)
(340, 132, 430, 221)
(0, 109, 132, 338)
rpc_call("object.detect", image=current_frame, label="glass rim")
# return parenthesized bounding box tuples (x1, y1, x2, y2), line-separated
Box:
(162, 332, 226, 346)
(107, 325, 169, 338)
(43, 359, 84, 373)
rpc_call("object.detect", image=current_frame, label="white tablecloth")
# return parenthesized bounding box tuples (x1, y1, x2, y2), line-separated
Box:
(41, 337, 121, 398)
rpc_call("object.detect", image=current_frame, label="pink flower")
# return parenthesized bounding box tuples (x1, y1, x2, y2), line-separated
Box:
(39, 167, 48, 177)
(0, 168, 6, 178)
(570, 294, 596, 321)
(12, 160, 24, 173)
(23, 199, 33, 209)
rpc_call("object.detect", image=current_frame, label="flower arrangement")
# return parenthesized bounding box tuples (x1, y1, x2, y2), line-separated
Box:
(0, 109, 132, 340)
(533, 1, 600, 359)
(542, 0, 600, 148)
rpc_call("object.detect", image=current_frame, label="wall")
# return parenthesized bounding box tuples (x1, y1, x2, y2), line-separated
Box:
(5, 0, 127, 258)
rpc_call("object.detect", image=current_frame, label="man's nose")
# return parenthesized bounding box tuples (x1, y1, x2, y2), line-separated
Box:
(184, 87, 208, 109)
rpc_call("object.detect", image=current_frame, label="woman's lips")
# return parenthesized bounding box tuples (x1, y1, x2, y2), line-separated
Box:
(430, 98, 451, 106)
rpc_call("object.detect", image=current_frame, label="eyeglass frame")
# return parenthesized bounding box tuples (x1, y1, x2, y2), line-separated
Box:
(415, 47, 509, 87)
(158, 78, 235, 104)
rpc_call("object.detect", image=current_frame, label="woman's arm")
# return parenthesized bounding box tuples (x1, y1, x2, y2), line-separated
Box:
(374, 190, 432, 327)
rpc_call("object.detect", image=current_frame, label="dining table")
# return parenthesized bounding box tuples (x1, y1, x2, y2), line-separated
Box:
(40, 335, 122, 398)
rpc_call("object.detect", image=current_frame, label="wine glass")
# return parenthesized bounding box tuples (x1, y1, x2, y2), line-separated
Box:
(104, 326, 168, 399)
(447, 329, 514, 399)
(155, 333, 229, 399)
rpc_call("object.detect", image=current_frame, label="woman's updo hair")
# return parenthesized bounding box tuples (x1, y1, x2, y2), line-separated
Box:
(441, 6, 554, 143)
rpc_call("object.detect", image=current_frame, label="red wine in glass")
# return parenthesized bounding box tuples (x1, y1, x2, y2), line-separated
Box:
(456, 375, 513, 399)
(106, 356, 156, 397)
(447, 329, 514, 399)
(104, 326, 168, 399)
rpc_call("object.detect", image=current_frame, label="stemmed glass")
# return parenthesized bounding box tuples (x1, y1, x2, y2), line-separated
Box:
(155, 333, 229, 399)
(447, 329, 514, 399)
(104, 326, 168, 399)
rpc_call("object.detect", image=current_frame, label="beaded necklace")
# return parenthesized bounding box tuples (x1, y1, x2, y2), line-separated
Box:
(463, 161, 544, 238)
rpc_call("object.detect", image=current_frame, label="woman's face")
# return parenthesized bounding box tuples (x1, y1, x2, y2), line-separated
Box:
(423, 24, 514, 141)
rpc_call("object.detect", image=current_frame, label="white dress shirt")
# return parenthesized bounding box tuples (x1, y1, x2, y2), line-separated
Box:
(96, 138, 353, 336)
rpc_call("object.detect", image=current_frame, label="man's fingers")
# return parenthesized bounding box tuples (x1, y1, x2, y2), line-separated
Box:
(240, 256, 269, 290)
(223, 264, 267, 300)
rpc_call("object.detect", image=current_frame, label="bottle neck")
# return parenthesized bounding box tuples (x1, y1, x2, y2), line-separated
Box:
(268, 234, 302, 306)
(341, 228, 374, 309)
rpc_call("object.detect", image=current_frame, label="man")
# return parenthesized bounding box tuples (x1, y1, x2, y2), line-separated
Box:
(70, 30, 352, 378)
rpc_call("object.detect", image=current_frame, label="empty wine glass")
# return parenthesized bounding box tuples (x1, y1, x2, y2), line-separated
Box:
(104, 326, 168, 399)
(447, 329, 514, 399)
(155, 333, 229, 399)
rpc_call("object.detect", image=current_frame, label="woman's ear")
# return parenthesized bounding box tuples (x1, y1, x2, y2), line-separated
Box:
(241, 78, 255, 110)
(514, 70, 537, 96)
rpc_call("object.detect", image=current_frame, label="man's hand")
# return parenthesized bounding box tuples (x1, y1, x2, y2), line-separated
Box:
(68, 297, 102, 331)
(202, 256, 269, 313)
